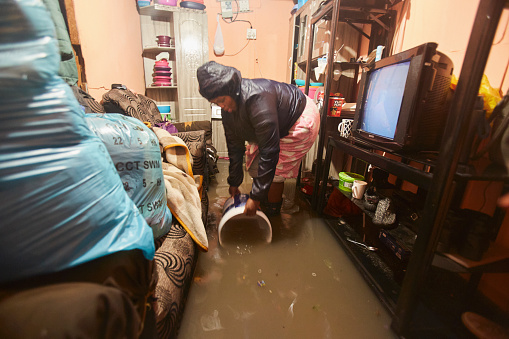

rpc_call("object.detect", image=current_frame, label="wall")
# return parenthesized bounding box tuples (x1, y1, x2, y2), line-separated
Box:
(73, 0, 295, 103)
(203, 0, 295, 81)
(391, 0, 509, 91)
(73, 0, 146, 101)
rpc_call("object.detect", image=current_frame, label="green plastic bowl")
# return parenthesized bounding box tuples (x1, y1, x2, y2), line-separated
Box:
(338, 172, 365, 192)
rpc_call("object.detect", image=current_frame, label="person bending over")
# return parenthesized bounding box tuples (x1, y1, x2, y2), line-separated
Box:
(197, 61, 320, 216)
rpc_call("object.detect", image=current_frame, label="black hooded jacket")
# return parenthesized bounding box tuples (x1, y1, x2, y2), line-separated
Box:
(197, 61, 307, 201)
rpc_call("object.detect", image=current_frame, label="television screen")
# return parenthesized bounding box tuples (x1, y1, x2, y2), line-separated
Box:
(352, 42, 454, 152)
(360, 60, 410, 139)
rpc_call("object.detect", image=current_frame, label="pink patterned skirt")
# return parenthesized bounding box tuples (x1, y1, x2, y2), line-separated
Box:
(246, 96, 320, 181)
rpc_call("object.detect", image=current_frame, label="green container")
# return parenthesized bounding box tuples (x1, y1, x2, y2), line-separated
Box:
(338, 172, 365, 192)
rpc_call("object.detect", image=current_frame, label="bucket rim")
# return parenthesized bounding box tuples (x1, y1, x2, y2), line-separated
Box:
(218, 207, 272, 246)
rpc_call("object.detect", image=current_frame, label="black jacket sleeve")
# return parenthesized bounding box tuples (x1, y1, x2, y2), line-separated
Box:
(247, 95, 280, 202)
(222, 111, 246, 188)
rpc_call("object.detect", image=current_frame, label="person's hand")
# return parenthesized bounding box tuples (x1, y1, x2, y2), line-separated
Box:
(244, 198, 260, 216)
(229, 186, 241, 197)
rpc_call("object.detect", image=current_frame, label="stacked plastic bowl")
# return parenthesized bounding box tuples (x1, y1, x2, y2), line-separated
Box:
(152, 59, 172, 87)
(180, 0, 206, 10)
(138, 0, 151, 7)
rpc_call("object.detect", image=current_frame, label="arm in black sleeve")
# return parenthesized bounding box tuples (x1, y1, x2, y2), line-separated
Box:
(247, 97, 280, 202)
(222, 113, 245, 188)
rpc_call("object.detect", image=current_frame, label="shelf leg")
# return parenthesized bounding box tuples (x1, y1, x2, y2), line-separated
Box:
(315, 138, 334, 213)
(466, 273, 482, 295)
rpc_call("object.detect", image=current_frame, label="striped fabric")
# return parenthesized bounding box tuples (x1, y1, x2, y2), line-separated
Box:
(172, 131, 206, 177)
(102, 88, 163, 127)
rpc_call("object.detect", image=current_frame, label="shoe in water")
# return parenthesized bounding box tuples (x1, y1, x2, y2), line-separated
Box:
(261, 200, 282, 217)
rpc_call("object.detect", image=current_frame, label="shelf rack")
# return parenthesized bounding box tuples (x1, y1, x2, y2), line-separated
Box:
(139, 3, 210, 123)
(303, 0, 397, 198)
(317, 135, 509, 335)
(308, 0, 509, 336)
(139, 4, 204, 15)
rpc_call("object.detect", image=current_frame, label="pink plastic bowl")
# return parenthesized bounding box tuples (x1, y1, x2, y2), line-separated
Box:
(155, 59, 169, 67)
(153, 76, 172, 81)
(156, 0, 177, 5)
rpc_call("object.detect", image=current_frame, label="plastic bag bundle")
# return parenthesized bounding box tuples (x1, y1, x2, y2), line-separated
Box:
(86, 114, 172, 239)
(451, 74, 502, 117)
(0, 0, 155, 283)
(213, 14, 225, 56)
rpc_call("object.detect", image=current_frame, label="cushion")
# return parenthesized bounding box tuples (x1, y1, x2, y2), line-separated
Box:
(172, 130, 206, 176)
(172, 120, 212, 145)
(71, 86, 105, 113)
(102, 88, 163, 127)
(153, 221, 197, 339)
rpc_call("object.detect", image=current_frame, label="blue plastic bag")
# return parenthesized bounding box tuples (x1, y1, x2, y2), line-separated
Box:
(86, 114, 173, 239)
(0, 0, 155, 283)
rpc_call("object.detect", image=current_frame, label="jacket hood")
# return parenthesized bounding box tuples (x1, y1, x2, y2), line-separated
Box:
(197, 61, 242, 100)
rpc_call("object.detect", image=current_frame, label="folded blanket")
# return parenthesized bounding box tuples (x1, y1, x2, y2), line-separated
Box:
(153, 127, 208, 251)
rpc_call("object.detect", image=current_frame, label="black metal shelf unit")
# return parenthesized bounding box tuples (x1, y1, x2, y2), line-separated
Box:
(310, 0, 509, 336)
(303, 0, 397, 176)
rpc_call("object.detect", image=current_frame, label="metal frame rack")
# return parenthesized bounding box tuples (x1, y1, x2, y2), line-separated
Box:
(308, 0, 509, 336)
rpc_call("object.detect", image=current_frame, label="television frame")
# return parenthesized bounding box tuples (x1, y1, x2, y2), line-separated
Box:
(351, 42, 454, 153)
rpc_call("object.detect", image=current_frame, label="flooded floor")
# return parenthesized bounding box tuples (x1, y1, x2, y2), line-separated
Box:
(177, 160, 397, 338)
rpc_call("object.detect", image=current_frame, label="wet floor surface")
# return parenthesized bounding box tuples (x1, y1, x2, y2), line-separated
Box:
(177, 160, 397, 338)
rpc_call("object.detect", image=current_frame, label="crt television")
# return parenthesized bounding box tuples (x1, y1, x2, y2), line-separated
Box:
(351, 42, 454, 152)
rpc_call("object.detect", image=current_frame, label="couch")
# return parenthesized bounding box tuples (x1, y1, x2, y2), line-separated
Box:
(80, 89, 213, 338)
(152, 128, 210, 338)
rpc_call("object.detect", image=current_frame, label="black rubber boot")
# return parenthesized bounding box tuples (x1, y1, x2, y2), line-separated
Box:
(261, 200, 282, 217)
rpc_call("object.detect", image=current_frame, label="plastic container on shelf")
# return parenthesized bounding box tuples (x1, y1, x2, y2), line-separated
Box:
(156, 35, 172, 47)
(297, 0, 308, 9)
(295, 79, 323, 87)
(138, 0, 151, 7)
(155, 59, 169, 67)
(157, 105, 171, 114)
(338, 172, 365, 192)
(328, 94, 345, 116)
(156, 0, 177, 6)
(180, 1, 206, 9)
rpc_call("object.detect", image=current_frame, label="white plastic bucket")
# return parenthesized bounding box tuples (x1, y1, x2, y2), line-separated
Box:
(218, 194, 272, 246)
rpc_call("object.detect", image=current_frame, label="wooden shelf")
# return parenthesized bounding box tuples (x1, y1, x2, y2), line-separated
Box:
(433, 243, 509, 273)
(139, 4, 205, 16)
(321, 137, 435, 191)
(455, 160, 509, 182)
(140, 4, 209, 124)
(143, 46, 176, 55)
(147, 85, 178, 89)
(298, 58, 364, 71)
(140, 4, 180, 16)
(324, 217, 401, 312)
(333, 183, 509, 277)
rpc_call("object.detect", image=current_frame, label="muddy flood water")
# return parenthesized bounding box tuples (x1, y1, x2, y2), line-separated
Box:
(177, 160, 397, 338)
